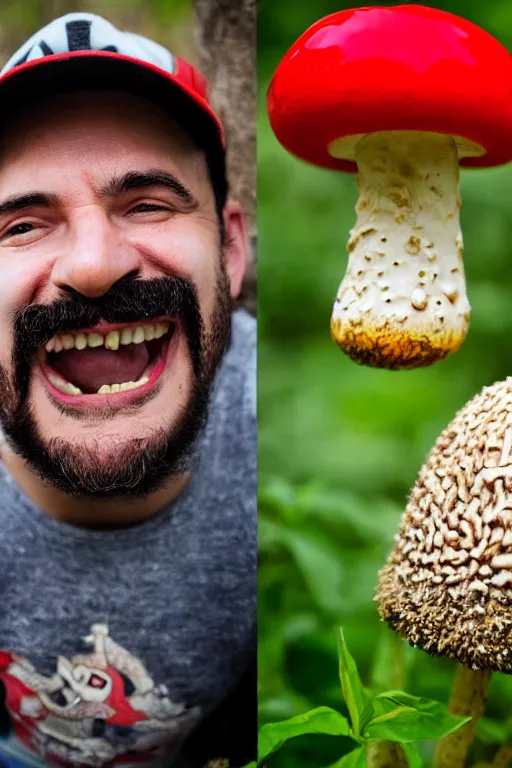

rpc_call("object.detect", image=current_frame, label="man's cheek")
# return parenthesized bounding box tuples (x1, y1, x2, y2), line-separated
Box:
(147, 220, 217, 276)
(195, 257, 223, 322)
(0, 335, 14, 378)
(0, 262, 46, 312)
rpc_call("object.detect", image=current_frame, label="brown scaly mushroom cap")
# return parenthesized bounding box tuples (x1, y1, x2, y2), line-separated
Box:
(377, 378, 512, 671)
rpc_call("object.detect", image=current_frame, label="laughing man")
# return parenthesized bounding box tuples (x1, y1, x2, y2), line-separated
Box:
(0, 12, 256, 768)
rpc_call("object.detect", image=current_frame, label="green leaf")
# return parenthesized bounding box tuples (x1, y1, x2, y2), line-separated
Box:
(365, 690, 471, 744)
(240, 763, 257, 768)
(283, 528, 346, 615)
(338, 627, 373, 738)
(324, 746, 367, 767)
(402, 743, 423, 768)
(259, 477, 296, 514)
(258, 706, 352, 762)
(476, 716, 508, 744)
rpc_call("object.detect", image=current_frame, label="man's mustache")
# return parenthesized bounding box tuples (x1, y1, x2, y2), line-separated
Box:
(12, 276, 204, 399)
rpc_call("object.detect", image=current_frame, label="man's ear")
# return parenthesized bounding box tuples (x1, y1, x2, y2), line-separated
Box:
(222, 199, 250, 300)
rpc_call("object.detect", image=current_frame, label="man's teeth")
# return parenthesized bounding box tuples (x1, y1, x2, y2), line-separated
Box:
(96, 377, 149, 394)
(47, 372, 150, 397)
(45, 322, 169, 353)
(47, 373, 82, 396)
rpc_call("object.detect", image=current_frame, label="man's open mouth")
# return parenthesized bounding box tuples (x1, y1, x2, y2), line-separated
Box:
(42, 320, 175, 396)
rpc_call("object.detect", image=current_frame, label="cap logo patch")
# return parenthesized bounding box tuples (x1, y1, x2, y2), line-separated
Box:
(66, 20, 93, 51)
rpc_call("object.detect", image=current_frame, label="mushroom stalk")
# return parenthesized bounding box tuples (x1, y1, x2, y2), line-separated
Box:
(367, 740, 408, 768)
(331, 131, 471, 369)
(434, 665, 491, 768)
(492, 747, 512, 767)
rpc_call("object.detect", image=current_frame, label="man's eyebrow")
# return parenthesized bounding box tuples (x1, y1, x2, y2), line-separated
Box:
(0, 192, 60, 216)
(100, 170, 199, 208)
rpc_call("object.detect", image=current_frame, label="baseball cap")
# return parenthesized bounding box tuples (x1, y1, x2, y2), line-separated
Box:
(0, 12, 227, 201)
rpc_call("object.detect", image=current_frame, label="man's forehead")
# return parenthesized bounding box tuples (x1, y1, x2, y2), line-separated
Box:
(0, 91, 207, 189)
(0, 90, 202, 159)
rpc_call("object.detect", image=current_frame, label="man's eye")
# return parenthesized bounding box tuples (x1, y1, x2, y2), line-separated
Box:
(5, 223, 35, 237)
(129, 203, 169, 214)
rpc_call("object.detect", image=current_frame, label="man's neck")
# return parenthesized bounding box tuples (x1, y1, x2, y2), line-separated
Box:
(1, 450, 190, 529)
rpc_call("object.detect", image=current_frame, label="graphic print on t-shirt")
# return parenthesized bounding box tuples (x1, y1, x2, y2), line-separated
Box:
(0, 624, 201, 767)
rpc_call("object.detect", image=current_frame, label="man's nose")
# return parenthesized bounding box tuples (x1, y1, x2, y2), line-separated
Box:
(51, 207, 142, 298)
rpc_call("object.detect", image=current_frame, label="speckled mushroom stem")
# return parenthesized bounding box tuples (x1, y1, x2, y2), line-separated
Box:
(331, 131, 470, 369)
(434, 665, 492, 768)
(367, 740, 408, 768)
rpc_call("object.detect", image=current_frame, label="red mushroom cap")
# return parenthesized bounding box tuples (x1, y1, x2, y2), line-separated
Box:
(267, 5, 512, 172)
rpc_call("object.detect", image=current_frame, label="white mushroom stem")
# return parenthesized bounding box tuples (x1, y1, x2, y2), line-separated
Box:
(330, 131, 471, 369)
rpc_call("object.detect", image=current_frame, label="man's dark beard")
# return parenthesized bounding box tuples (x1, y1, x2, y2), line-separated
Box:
(0, 267, 232, 500)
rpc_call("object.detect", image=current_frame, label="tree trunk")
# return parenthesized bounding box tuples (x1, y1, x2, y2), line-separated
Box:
(193, 0, 257, 315)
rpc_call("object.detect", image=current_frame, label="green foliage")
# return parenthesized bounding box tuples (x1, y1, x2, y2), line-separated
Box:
(337, 628, 372, 740)
(332, 748, 366, 768)
(401, 744, 423, 768)
(259, 707, 351, 761)
(258, 1, 512, 766)
(257, 629, 469, 766)
(367, 692, 470, 743)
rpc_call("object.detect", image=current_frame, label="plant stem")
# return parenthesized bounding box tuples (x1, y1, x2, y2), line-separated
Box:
(366, 741, 408, 767)
(390, 632, 407, 691)
(492, 747, 512, 767)
(203, 762, 229, 768)
(434, 665, 492, 768)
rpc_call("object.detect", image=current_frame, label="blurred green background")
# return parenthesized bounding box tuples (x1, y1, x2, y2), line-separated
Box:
(258, 1, 512, 766)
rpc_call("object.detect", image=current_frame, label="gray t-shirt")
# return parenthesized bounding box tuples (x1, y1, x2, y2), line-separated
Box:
(0, 310, 256, 768)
